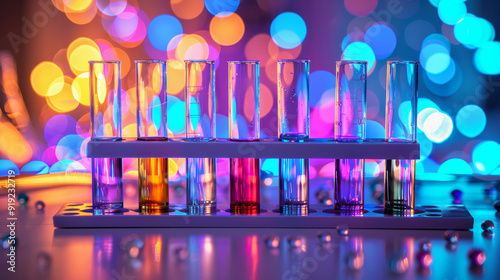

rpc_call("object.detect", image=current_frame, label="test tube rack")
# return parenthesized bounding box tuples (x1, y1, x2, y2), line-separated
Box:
(52, 138, 474, 229)
(86, 138, 419, 159)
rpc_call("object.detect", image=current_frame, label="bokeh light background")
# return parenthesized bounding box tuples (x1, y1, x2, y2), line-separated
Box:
(1, 0, 500, 187)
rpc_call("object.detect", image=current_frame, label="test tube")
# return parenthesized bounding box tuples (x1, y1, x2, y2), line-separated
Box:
(90, 60, 123, 211)
(228, 61, 260, 214)
(334, 60, 367, 212)
(185, 60, 217, 214)
(277, 59, 310, 215)
(384, 61, 418, 214)
(136, 60, 169, 212)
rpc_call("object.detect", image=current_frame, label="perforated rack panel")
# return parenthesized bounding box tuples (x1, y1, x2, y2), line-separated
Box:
(53, 203, 473, 229)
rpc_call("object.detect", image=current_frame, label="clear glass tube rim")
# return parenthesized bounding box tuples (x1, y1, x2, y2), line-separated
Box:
(336, 60, 368, 65)
(277, 59, 310, 63)
(135, 59, 166, 64)
(387, 60, 419, 65)
(184, 59, 215, 63)
(227, 60, 260, 64)
(89, 60, 121, 64)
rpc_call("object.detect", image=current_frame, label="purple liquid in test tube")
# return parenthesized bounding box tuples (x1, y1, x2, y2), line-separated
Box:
(334, 61, 367, 212)
(92, 157, 123, 209)
(228, 61, 260, 214)
(384, 61, 418, 215)
(90, 60, 123, 211)
(277, 59, 310, 215)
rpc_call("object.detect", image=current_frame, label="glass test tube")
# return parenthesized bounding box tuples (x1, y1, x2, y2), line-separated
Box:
(136, 60, 169, 212)
(277, 59, 310, 215)
(185, 60, 216, 214)
(384, 61, 418, 214)
(90, 60, 123, 211)
(228, 61, 260, 214)
(334, 61, 367, 212)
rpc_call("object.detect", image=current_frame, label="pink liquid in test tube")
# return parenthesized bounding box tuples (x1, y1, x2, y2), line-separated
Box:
(228, 61, 260, 214)
(230, 158, 260, 214)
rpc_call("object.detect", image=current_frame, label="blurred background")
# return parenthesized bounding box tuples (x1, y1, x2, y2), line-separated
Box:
(1, 0, 499, 204)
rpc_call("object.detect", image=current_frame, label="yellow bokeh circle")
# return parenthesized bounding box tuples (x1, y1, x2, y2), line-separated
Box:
(30, 61, 64, 97)
(65, 1, 97, 25)
(63, 0, 93, 12)
(47, 76, 79, 112)
(175, 34, 209, 61)
(167, 60, 185, 95)
(67, 37, 102, 75)
(123, 124, 137, 138)
(72, 72, 90, 106)
(168, 158, 178, 176)
(125, 87, 137, 114)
